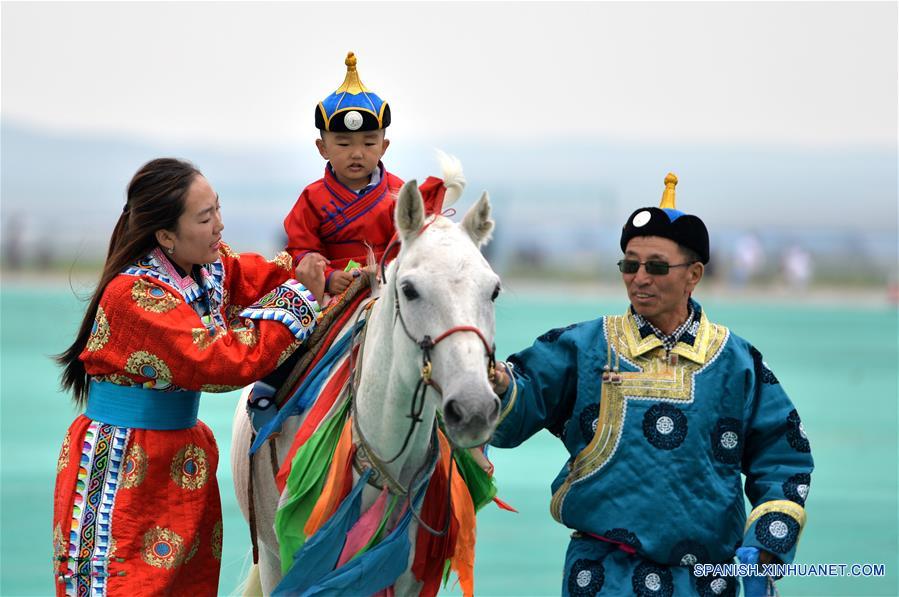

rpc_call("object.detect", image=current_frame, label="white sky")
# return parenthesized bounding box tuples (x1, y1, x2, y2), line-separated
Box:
(2, 1, 896, 149)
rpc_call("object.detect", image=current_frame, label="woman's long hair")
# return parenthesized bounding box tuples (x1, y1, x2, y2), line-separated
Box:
(56, 158, 202, 406)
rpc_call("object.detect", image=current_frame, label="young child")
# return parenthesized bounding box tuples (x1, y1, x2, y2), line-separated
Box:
(285, 52, 459, 299)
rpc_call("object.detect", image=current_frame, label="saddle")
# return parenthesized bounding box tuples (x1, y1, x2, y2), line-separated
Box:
(247, 273, 374, 433)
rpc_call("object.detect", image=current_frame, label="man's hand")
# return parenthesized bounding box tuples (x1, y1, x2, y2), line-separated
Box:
(295, 253, 327, 304)
(492, 361, 511, 396)
(327, 270, 355, 295)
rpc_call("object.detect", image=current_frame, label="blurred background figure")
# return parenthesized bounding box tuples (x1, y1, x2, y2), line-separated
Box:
(782, 244, 815, 291)
(730, 232, 765, 288)
(1, 213, 24, 270)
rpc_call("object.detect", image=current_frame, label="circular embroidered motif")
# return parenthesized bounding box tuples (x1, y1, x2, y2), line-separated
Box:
(94, 373, 137, 387)
(86, 306, 110, 352)
(578, 404, 599, 443)
(754, 512, 800, 554)
(56, 430, 71, 474)
(642, 404, 688, 450)
(749, 346, 779, 385)
(632, 562, 673, 597)
(185, 536, 199, 563)
(785, 409, 810, 453)
(131, 279, 181, 313)
(212, 521, 223, 560)
(711, 418, 742, 465)
(192, 327, 223, 351)
(225, 304, 241, 327)
(125, 351, 172, 385)
(121, 443, 148, 489)
(782, 472, 811, 506)
(602, 528, 642, 551)
(656, 416, 674, 434)
(668, 539, 708, 566)
(142, 526, 185, 569)
(695, 573, 737, 596)
(236, 328, 258, 347)
(170, 444, 209, 490)
(568, 558, 604, 595)
(537, 323, 577, 344)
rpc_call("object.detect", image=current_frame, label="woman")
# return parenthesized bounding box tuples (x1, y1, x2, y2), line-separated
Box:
(53, 158, 322, 595)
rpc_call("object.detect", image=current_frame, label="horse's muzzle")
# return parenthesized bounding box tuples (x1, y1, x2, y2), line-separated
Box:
(442, 392, 501, 447)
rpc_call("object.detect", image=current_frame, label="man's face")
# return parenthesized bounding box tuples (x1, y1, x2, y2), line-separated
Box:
(622, 236, 703, 331)
(315, 129, 390, 190)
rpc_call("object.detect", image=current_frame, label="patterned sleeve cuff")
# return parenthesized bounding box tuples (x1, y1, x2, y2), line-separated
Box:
(742, 500, 807, 564)
(239, 280, 320, 341)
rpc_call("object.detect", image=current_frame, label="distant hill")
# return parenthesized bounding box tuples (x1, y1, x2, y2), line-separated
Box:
(2, 120, 895, 277)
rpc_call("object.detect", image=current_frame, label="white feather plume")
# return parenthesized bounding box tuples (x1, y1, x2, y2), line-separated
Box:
(435, 149, 466, 209)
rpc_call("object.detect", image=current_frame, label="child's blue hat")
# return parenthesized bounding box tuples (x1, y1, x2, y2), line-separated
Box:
(315, 52, 390, 132)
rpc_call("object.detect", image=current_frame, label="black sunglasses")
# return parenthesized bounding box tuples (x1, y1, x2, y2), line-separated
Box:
(617, 259, 695, 275)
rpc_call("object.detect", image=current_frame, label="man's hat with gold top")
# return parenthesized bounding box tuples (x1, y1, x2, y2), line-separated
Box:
(619, 173, 710, 264)
(315, 52, 390, 133)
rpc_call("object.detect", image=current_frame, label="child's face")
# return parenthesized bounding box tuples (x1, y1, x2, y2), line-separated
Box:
(316, 130, 390, 190)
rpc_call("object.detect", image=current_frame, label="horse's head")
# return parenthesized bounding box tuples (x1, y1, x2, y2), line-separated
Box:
(388, 178, 501, 448)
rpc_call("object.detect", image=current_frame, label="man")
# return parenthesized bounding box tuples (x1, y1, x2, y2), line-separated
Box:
(490, 173, 814, 596)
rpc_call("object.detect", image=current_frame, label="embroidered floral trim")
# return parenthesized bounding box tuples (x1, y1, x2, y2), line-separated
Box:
(142, 526, 185, 569)
(121, 443, 148, 489)
(170, 444, 209, 491)
(86, 307, 110, 352)
(124, 351, 172, 387)
(131, 278, 181, 313)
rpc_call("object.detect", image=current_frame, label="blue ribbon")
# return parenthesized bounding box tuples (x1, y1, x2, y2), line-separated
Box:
(250, 322, 364, 455)
(274, 471, 430, 597)
(737, 546, 772, 597)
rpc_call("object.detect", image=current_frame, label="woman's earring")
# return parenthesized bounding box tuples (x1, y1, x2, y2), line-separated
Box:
(166, 246, 175, 255)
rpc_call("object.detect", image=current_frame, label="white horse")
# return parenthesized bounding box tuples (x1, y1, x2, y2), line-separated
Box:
(231, 161, 501, 595)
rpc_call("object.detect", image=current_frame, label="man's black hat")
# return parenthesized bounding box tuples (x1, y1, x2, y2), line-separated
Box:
(620, 173, 710, 264)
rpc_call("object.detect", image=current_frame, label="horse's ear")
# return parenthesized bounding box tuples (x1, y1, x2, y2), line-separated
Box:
(462, 191, 494, 247)
(396, 179, 426, 242)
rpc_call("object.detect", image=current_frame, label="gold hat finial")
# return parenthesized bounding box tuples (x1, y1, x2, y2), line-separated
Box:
(659, 172, 678, 209)
(335, 51, 369, 95)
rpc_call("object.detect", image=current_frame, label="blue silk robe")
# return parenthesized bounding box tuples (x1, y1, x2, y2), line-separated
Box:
(491, 301, 814, 596)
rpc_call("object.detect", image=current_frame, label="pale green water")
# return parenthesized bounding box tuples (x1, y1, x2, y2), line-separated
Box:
(1, 285, 896, 596)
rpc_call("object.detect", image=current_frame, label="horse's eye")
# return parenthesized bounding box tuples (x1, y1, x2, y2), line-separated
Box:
(401, 283, 419, 300)
(491, 284, 501, 302)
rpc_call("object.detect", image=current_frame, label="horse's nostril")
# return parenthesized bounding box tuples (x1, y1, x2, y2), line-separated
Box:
(444, 399, 464, 426)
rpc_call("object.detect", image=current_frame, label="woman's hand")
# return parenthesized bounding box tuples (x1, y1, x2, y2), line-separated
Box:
(295, 253, 327, 304)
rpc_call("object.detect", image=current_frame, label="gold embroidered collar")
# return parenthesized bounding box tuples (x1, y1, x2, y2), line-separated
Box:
(616, 308, 724, 365)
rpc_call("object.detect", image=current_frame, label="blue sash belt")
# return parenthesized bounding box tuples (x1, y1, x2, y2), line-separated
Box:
(85, 380, 201, 430)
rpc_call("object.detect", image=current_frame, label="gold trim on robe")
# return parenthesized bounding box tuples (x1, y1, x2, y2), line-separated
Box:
(550, 309, 730, 523)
